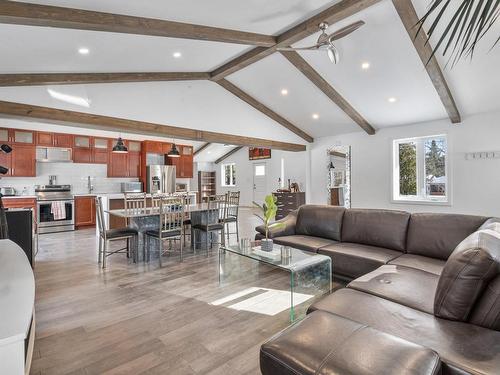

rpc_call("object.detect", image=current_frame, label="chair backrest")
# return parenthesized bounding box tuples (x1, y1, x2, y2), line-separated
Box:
(124, 192, 147, 213)
(152, 193, 170, 208)
(95, 196, 106, 236)
(227, 191, 240, 219)
(180, 194, 194, 217)
(208, 194, 228, 223)
(159, 197, 184, 234)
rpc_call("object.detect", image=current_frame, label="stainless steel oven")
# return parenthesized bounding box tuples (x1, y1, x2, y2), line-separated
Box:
(35, 185, 75, 234)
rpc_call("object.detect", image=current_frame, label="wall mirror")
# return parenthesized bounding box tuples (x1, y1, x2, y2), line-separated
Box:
(327, 146, 351, 208)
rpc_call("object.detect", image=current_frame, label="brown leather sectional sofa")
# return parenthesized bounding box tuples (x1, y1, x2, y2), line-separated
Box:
(255, 205, 500, 375)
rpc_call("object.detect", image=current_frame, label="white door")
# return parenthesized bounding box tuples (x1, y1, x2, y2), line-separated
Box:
(253, 163, 267, 204)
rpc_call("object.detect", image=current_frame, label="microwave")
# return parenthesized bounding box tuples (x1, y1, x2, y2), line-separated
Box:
(121, 182, 143, 193)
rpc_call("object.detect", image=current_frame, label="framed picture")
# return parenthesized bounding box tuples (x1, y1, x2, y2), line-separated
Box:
(249, 147, 271, 160)
(331, 170, 345, 187)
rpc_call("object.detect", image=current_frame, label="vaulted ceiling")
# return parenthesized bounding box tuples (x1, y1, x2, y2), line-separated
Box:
(0, 0, 498, 161)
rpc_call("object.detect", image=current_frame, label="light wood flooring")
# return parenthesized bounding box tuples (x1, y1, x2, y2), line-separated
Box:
(31, 208, 337, 375)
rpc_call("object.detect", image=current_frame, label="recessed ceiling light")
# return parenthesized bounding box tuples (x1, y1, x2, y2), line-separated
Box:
(388, 97, 397, 103)
(207, 151, 212, 154)
(78, 47, 89, 55)
(281, 89, 288, 96)
(312, 113, 319, 120)
(173, 52, 182, 58)
(361, 62, 370, 70)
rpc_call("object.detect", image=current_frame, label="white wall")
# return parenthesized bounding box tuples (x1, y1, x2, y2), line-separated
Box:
(216, 148, 308, 206)
(310, 111, 500, 217)
(0, 162, 138, 195)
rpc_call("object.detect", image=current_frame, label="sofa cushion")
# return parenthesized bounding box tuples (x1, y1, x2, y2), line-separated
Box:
(341, 209, 410, 251)
(348, 265, 439, 314)
(470, 275, 500, 331)
(272, 235, 337, 253)
(434, 229, 500, 322)
(389, 254, 445, 276)
(255, 210, 298, 239)
(295, 205, 345, 241)
(479, 217, 500, 231)
(308, 288, 500, 375)
(318, 243, 402, 279)
(406, 213, 488, 260)
(260, 310, 441, 375)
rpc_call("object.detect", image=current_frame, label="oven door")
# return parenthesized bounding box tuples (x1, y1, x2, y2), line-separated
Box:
(37, 200, 74, 227)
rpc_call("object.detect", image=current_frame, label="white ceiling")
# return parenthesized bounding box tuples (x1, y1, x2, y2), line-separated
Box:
(0, 0, 499, 161)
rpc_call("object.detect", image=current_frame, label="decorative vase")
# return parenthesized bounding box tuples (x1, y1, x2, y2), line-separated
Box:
(261, 238, 274, 252)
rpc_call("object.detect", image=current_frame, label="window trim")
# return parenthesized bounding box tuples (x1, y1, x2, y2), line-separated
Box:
(221, 162, 236, 187)
(391, 134, 451, 206)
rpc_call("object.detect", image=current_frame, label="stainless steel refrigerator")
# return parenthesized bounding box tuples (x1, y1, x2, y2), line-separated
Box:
(146, 165, 176, 194)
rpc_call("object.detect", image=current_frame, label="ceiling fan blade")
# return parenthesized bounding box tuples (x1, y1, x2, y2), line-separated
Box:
(328, 20, 365, 42)
(277, 45, 319, 51)
(327, 45, 340, 64)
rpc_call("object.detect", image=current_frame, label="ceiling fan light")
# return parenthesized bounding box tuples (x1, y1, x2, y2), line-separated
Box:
(327, 45, 340, 64)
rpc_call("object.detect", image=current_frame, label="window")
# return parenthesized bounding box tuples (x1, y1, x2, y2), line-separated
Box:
(393, 135, 448, 203)
(254, 164, 266, 176)
(221, 163, 236, 187)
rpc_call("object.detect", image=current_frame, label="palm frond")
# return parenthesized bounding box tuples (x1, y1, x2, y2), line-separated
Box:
(416, 0, 499, 66)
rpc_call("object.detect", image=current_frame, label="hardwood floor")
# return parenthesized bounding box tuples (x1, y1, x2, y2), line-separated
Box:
(31, 208, 332, 375)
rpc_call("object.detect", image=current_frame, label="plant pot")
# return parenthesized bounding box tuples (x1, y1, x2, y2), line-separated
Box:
(261, 238, 274, 252)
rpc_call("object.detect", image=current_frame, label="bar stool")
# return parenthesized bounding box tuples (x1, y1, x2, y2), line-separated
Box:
(225, 191, 240, 244)
(192, 194, 228, 256)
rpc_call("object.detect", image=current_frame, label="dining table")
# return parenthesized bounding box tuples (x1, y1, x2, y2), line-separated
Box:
(105, 203, 231, 262)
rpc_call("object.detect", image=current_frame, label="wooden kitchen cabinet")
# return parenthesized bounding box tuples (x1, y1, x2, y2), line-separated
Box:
(73, 147, 92, 163)
(142, 141, 163, 154)
(108, 150, 129, 177)
(92, 138, 109, 164)
(181, 146, 193, 178)
(128, 151, 141, 178)
(53, 133, 73, 147)
(10, 144, 36, 177)
(0, 128, 34, 145)
(2, 198, 37, 230)
(37, 132, 73, 147)
(75, 196, 96, 228)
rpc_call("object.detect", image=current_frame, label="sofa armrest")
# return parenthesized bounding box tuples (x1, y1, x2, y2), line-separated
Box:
(255, 210, 298, 239)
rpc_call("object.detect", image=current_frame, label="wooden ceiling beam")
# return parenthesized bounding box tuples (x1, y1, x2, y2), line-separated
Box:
(0, 100, 306, 152)
(215, 146, 243, 164)
(193, 142, 211, 156)
(280, 51, 375, 135)
(210, 0, 381, 81)
(0, 72, 210, 86)
(0, 0, 276, 46)
(216, 79, 314, 143)
(391, 0, 461, 123)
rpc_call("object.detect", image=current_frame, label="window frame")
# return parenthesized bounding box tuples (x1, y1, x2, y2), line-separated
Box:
(221, 162, 236, 187)
(391, 134, 451, 206)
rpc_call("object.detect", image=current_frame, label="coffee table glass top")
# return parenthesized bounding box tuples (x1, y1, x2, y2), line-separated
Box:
(221, 242, 330, 272)
(219, 241, 332, 322)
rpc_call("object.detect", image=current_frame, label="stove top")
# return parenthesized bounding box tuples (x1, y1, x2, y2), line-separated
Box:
(35, 185, 73, 201)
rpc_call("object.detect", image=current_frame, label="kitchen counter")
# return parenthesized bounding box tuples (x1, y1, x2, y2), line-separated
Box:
(0, 239, 35, 374)
(1, 195, 37, 199)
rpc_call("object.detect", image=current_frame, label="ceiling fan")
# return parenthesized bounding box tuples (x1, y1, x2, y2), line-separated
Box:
(277, 20, 365, 64)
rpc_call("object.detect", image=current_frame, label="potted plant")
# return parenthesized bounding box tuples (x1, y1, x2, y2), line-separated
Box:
(254, 195, 285, 252)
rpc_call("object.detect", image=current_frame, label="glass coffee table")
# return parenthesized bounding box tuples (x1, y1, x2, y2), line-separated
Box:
(218, 242, 332, 322)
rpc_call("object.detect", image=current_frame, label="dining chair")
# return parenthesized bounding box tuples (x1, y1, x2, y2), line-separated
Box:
(180, 194, 194, 245)
(144, 197, 184, 267)
(151, 193, 170, 208)
(124, 192, 147, 213)
(225, 191, 240, 244)
(192, 193, 228, 256)
(95, 196, 138, 269)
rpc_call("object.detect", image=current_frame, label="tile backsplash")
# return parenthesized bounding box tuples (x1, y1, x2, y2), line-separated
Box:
(0, 162, 139, 195)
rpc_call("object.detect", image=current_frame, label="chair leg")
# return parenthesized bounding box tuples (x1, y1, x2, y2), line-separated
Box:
(159, 237, 163, 268)
(180, 234, 184, 262)
(126, 238, 130, 258)
(206, 231, 209, 257)
(235, 220, 240, 244)
(98, 236, 103, 264)
(102, 239, 107, 269)
(221, 228, 226, 247)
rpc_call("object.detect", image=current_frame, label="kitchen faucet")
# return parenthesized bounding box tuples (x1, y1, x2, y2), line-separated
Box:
(87, 176, 94, 193)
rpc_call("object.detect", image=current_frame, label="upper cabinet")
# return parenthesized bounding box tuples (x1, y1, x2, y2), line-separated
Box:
(73, 136, 110, 164)
(142, 141, 163, 154)
(0, 144, 36, 177)
(93, 138, 109, 164)
(0, 128, 34, 145)
(74, 135, 91, 148)
(166, 145, 194, 178)
(36, 132, 73, 147)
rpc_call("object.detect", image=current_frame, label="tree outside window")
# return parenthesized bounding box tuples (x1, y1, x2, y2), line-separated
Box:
(393, 135, 448, 203)
(221, 163, 236, 187)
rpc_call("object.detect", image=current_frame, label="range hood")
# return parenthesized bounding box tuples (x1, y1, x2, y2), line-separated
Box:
(36, 147, 73, 163)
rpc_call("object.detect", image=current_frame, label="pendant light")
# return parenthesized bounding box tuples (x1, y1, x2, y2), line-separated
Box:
(167, 141, 180, 158)
(112, 137, 128, 153)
